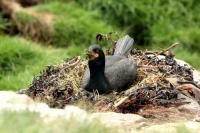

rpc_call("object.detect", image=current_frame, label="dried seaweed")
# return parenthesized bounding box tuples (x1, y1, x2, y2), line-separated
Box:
(26, 56, 87, 108)
(114, 45, 195, 113)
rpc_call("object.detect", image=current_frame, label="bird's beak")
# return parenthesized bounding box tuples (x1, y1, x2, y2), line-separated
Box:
(86, 50, 99, 60)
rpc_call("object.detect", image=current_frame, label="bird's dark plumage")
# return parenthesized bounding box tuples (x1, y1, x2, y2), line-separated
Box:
(81, 35, 137, 94)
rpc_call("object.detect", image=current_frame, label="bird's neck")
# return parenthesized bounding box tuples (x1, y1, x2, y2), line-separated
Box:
(88, 58, 111, 93)
(88, 59, 105, 77)
(88, 60, 109, 89)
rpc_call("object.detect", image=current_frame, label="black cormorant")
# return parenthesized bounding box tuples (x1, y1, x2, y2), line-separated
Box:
(81, 35, 137, 94)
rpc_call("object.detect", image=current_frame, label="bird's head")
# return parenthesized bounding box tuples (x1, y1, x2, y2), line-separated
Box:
(86, 45, 105, 61)
(86, 45, 105, 69)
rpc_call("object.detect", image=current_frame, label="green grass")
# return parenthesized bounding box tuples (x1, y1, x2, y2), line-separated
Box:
(0, 35, 70, 90)
(15, 12, 38, 25)
(175, 27, 200, 52)
(175, 48, 200, 69)
(0, 36, 39, 75)
(0, 110, 115, 133)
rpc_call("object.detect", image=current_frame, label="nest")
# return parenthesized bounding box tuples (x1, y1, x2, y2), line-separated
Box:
(26, 57, 87, 108)
(24, 42, 200, 117)
(114, 46, 194, 113)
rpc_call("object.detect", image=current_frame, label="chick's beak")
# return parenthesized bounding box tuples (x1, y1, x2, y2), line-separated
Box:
(86, 50, 99, 60)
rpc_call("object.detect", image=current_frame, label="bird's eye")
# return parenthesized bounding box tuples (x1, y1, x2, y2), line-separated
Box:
(94, 49, 99, 53)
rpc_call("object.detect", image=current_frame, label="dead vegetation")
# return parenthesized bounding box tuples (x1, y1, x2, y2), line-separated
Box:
(26, 57, 87, 108)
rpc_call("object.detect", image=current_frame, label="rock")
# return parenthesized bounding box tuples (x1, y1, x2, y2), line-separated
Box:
(185, 121, 200, 130)
(64, 106, 88, 121)
(193, 70, 200, 83)
(2, 91, 200, 132)
(0, 91, 49, 112)
(40, 105, 88, 123)
(139, 123, 177, 133)
(90, 112, 146, 127)
(175, 59, 191, 67)
(0, 91, 33, 104)
(176, 58, 200, 82)
(178, 94, 200, 114)
(0, 91, 87, 122)
(139, 121, 200, 133)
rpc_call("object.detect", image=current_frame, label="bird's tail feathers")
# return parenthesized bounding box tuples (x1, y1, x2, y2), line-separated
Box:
(114, 35, 134, 57)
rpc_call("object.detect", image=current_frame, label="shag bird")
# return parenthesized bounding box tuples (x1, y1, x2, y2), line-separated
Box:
(81, 35, 137, 94)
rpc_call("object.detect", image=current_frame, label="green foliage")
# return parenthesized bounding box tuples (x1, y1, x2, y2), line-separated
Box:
(0, 13, 10, 34)
(75, 0, 135, 26)
(0, 111, 115, 133)
(0, 13, 4, 33)
(43, 0, 66, 3)
(75, 0, 153, 45)
(75, 0, 200, 48)
(32, 1, 118, 47)
(174, 47, 200, 69)
(176, 27, 200, 52)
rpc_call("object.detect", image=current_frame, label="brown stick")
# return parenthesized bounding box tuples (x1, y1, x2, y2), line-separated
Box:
(158, 43, 179, 55)
(114, 96, 129, 108)
(177, 81, 200, 90)
(144, 43, 179, 55)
